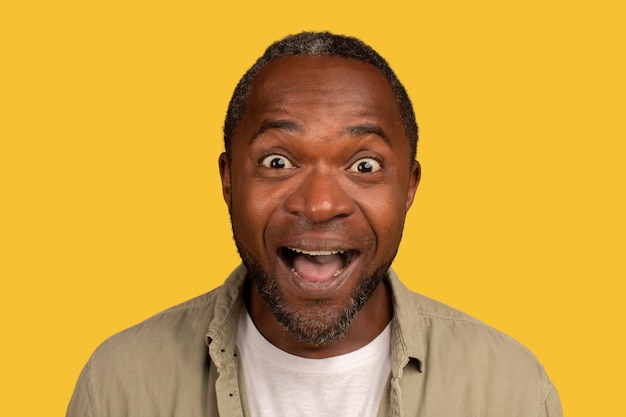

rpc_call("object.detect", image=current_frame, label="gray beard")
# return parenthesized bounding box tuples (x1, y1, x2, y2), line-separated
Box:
(238, 245, 392, 346)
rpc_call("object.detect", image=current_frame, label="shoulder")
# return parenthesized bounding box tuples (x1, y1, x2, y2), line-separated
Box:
(67, 266, 250, 415)
(91, 265, 248, 365)
(403, 284, 542, 368)
(389, 269, 540, 363)
(67, 287, 225, 416)
(90, 286, 222, 373)
(389, 270, 549, 388)
(412, 290, 540, 364)
(389, 272, 561, 414)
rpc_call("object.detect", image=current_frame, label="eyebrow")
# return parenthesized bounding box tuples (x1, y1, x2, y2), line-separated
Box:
(342, 123, 392, 147)
(250, 119, 392, 147)
(251, 119, 303, 142)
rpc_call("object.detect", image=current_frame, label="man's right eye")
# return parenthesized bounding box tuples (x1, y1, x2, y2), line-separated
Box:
(260, 154, 295, 169)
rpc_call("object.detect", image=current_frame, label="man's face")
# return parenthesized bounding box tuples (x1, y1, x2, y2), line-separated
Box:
(220, 55, 420, 345)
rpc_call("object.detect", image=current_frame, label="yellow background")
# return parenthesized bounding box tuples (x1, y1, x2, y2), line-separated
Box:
(1, 0, 624, 415)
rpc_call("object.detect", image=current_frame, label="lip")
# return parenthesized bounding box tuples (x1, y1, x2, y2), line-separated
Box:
(279, 247, 359, 275)
(277, 236, 360, 253)
(275, 239, 361, 294)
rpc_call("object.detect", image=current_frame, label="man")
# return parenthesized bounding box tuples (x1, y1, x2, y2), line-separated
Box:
(67, 32, 562, 417)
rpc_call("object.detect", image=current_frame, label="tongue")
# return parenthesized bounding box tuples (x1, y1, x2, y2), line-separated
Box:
(292, 254, 343, 283)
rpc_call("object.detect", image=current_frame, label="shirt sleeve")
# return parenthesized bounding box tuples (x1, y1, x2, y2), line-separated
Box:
(540, 375, 563, 417)
(66, 360, 95, 417)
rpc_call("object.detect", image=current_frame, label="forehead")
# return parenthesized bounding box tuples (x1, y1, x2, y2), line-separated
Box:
(244, 55, 401, 125)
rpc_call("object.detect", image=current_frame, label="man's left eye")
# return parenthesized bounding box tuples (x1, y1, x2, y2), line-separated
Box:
(349, 158, 381, 173)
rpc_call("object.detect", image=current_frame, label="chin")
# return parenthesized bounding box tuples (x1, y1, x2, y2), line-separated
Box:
(242, 248, 392, 346)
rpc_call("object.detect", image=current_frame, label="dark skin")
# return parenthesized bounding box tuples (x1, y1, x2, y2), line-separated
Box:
(220, 55, 420, 359)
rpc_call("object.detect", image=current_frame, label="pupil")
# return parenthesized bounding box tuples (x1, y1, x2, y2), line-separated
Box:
(270, 158, 285, 169)
(358, 161, 373, 172)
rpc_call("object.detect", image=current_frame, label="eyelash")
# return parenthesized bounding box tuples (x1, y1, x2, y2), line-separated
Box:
(259, 154, 295, 169)
(348, 157, 383, 173)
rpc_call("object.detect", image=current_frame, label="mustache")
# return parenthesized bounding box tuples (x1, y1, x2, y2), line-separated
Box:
(263, 216, 370, 245)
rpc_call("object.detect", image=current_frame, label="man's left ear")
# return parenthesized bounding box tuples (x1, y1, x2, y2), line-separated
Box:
(405, 160, 421, 211)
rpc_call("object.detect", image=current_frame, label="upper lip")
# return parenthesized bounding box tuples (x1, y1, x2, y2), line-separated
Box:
(276, 236, 360, 254)
(288, 248, 346, 256)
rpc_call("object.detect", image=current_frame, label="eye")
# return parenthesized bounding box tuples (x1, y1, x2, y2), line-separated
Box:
(349, 158, 382, 173)
(260, 154, 295, 169)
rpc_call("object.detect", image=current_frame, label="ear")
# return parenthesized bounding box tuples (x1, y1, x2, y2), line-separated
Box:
(405, 160, 421, 211)
(218, 152, 232, 211)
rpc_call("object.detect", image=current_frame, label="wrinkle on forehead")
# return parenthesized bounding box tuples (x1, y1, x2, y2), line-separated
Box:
(249, 118, 392, 148)
(234, 54, 407, 154)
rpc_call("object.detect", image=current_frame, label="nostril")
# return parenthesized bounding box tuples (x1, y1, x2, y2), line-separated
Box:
(283, 174, 356, 222)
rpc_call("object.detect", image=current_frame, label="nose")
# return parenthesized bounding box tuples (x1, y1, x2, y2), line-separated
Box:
(284, 167, 356, 223)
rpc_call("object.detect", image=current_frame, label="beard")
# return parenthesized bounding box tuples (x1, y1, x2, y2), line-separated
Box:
(235, 241, 394, 347)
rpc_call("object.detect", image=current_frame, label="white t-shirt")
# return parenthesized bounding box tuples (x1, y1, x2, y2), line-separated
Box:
(237, 307, 391, 417)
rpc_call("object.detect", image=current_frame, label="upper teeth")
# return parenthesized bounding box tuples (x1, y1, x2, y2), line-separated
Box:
(289, 248, 345, 256)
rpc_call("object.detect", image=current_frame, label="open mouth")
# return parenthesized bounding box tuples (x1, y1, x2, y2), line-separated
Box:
(278, 247, 358, 284)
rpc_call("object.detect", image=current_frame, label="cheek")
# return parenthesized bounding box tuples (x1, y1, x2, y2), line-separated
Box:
(230, 177, 287, 255)
(353, 183, 409, 246)
(231, 188, 269, 232)
(370, 198, 407, 237)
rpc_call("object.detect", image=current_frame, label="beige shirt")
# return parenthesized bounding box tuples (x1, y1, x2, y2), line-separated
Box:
(67, 265, 562, 417)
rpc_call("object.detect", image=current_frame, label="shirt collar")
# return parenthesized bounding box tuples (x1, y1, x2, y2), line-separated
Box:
(204, 264, 247, 365)
(204, 264, 425, 371)
(387, 268, 425, 373)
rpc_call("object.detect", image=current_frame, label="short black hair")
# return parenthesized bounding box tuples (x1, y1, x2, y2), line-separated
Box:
(223, 31, 418, 161)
